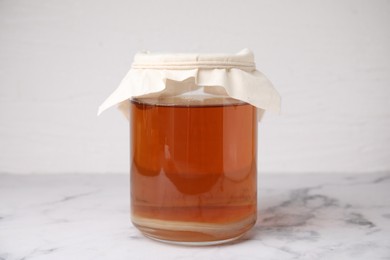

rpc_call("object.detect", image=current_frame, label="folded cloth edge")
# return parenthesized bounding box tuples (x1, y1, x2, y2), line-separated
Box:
(97, 67, 281, 116)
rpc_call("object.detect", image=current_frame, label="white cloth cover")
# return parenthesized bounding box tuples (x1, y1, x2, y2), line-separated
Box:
(98, 49, 281, 116)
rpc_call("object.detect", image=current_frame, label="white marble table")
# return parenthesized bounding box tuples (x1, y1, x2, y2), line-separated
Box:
(0, 173, 389, 260)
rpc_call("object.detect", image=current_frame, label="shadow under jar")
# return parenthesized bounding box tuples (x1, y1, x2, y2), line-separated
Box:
(130, 95, 258, 245)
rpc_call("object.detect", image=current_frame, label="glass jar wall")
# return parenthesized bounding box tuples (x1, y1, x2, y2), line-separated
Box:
(130, 94, 258, 245)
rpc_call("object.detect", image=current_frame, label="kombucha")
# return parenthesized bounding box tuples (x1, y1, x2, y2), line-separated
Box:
(130, 96, 257, 244)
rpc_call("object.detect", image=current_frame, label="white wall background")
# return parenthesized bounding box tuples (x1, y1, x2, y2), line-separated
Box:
(0, 0, 389, 174)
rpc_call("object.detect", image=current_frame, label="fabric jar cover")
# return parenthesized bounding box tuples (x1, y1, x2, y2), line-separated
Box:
(98, 49, 281, 117)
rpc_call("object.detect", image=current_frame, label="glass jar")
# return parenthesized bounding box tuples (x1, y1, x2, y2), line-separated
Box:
(130, 92, 258, 245)
(98, 49, 280, 245)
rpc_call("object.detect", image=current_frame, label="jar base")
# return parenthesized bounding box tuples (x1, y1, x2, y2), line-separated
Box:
(143, 233, 245, 246)
(132, 214, 256, 245)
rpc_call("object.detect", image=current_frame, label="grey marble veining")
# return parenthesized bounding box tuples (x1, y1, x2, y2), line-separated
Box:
(0, 173, 389, 260)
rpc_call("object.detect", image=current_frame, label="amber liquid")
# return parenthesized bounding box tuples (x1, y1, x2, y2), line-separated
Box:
(130, 97, 257, 244)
